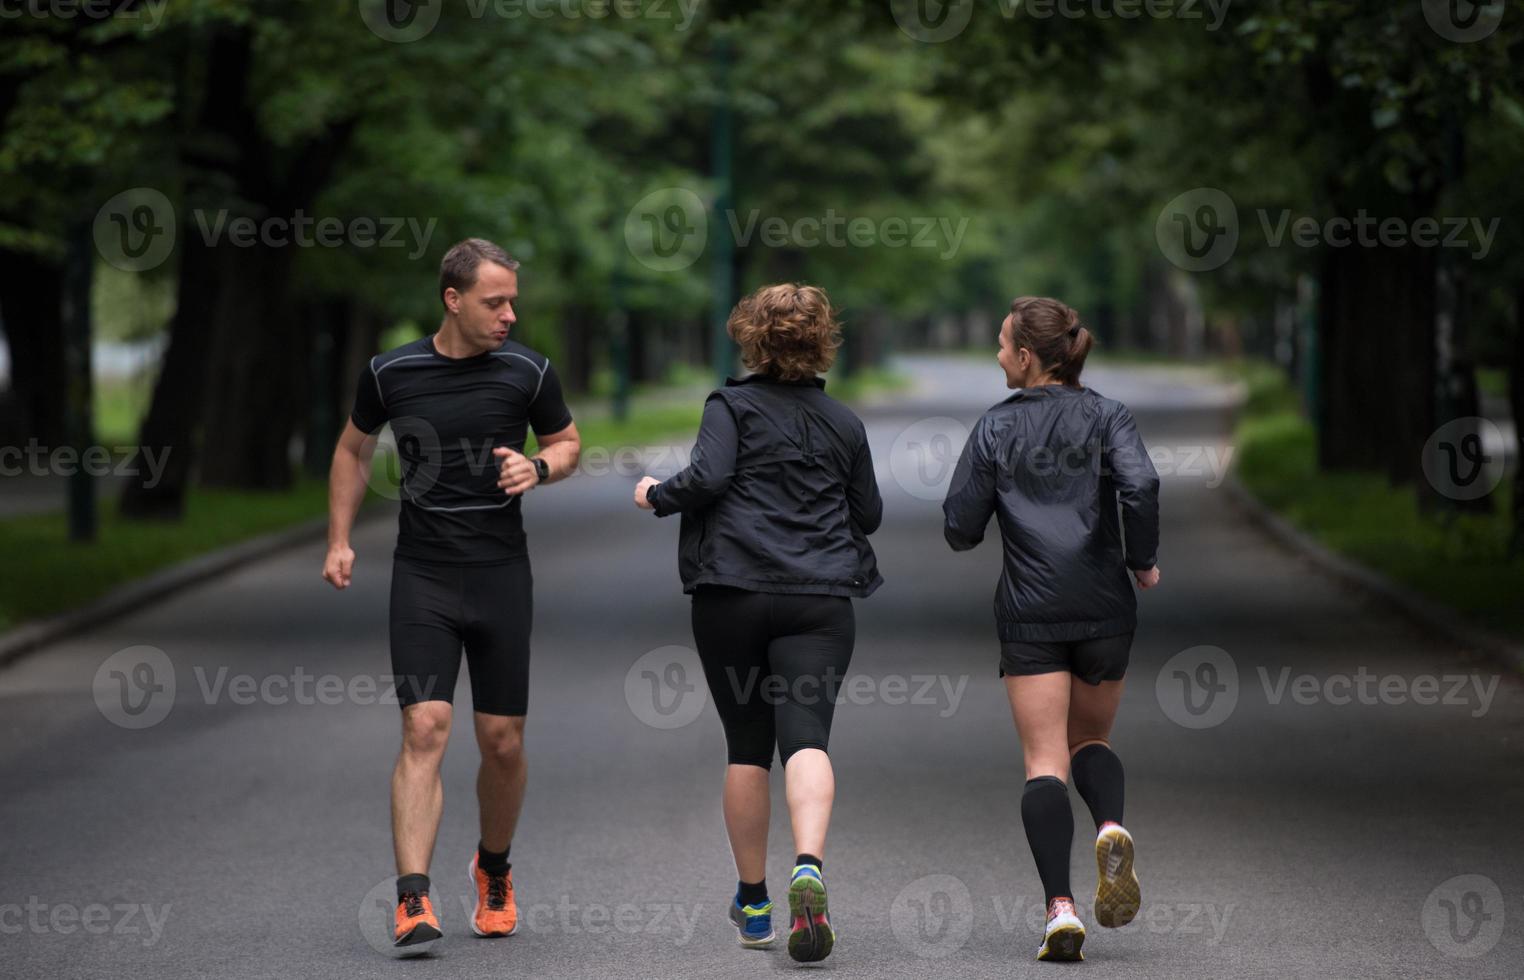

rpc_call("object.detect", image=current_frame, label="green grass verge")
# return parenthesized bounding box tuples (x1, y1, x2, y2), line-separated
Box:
(1233, 362, 1523, 642)
(1477, 367, 1507, 400)
(0, 479, 335, 634)
(96, 375, 153, 448)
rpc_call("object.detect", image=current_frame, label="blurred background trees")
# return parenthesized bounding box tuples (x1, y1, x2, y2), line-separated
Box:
(1, 0, 1520, 536)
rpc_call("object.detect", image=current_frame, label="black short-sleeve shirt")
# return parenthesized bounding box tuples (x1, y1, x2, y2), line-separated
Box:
(351, 335, 574, 564)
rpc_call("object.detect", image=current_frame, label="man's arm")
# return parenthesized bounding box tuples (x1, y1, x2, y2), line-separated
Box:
(496, 360, 581, 494)
(495, 422, 582, 494)
(324, 420, 379, 590)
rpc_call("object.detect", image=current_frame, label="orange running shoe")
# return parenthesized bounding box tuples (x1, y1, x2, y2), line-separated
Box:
(393, 890, 442, 956)
(469, 856, 519, 937)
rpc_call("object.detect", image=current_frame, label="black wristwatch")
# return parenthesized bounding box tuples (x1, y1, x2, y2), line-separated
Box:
(531, 457, 550, 484)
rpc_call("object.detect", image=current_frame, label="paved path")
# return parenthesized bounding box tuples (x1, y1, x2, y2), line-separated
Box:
(2, 355, 1520, 979)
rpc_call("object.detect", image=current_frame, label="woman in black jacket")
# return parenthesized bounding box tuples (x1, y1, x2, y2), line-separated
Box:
(943, 296, 1161, 963)
(634, 284, 882, 964)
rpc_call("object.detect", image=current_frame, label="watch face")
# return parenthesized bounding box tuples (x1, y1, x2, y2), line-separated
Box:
(534, 458, 549, 480)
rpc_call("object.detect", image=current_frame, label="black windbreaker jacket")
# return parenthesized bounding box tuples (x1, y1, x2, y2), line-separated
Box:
(942, 384, 1160, 642)
(647, 374, 883, 598)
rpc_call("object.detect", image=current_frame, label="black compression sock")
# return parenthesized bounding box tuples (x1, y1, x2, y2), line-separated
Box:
(396, 873, 431, 900)
(738, 879, 769, 906)
(1071, 743, 1125, 829)
(1021, 776, 1073, 905)
(478, 842, 510, 874)
(795, 853, 824, 872)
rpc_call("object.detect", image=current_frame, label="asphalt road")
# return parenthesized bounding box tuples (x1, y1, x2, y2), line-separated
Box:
(3, 354, 1520, 979)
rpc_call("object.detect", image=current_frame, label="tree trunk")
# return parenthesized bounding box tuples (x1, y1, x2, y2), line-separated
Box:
(0, 249, 67, 448)
(198, 243, 303, 489)
(120, 27, 255, 518)
(119, 231, 221, 519)
(1509, 287, 1524, 558)
(301, 297, 344, 479)
(1315, 236, 1435, 483)
(560, 302, 597, 394)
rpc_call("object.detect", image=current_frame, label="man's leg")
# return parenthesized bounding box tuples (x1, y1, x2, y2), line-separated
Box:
(474, 713, 527, 852)
(460, 560, 533, 937)
(393, 700, 454, 875)
(388, 558, 465, 881)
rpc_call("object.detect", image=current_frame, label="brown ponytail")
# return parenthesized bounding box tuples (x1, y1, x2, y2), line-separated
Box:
(1009, 296, 1094, 387)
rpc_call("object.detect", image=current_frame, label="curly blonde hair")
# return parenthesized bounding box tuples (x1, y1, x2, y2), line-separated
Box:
(726, 283, 842, 381)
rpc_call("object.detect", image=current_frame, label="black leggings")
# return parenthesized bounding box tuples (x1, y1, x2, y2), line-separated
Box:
(690, 586, 855, 769)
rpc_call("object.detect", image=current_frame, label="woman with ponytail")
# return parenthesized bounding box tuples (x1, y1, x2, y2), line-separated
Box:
(942, 297, 1161, 962)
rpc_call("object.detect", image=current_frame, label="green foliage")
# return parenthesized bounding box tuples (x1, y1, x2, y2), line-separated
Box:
(1234, 361, 1524, 640)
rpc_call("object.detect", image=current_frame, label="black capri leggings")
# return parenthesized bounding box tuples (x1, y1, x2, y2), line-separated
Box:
(690, 586, 855, 769)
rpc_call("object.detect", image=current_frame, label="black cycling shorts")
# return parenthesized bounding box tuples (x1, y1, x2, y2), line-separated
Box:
(999, 632, 1133, 687)
(690, 586, 855, 769)
(389, 556, 533, 716)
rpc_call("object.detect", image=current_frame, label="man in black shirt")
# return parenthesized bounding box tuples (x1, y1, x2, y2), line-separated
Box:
(323, 238, 580, 954)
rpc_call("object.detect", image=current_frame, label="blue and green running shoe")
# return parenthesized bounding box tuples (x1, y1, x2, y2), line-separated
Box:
(729, 895, 775, 948)
(787, 864, 834, 963)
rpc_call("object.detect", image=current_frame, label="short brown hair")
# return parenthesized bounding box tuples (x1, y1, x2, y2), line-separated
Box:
(1009, 296, 1094, 386)
(439, 238, 519, 307)
(727, 284, 842, 381)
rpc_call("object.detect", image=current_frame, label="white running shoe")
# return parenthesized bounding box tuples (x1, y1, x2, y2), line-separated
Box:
(1094, 823, 1141, 928)
(1037, 897, 1086, 962)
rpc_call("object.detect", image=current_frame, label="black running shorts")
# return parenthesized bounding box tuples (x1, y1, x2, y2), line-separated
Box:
(999, 632, 1133, 686)
(389, 556, 533, 716)
(690, 585, 855, 769)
